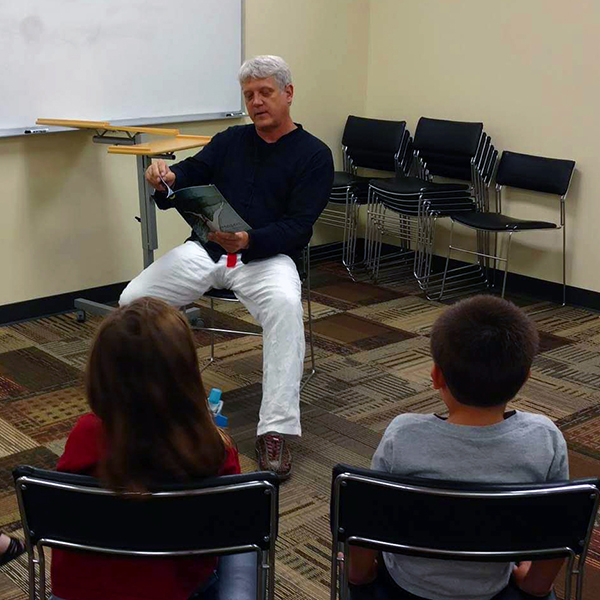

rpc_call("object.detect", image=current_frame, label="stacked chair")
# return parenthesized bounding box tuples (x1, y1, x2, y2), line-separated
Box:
(440, 151, 575, 304)
(364, 117, 497, 299)
(317, 116, 411, 276)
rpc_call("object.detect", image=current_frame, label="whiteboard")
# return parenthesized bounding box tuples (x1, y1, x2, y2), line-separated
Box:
(0, 0, 243, 136)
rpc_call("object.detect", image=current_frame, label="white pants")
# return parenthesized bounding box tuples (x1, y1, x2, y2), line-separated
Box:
(120, 241, 304, 436)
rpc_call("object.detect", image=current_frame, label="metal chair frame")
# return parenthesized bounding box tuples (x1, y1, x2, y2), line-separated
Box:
(440, 155, 574, 305)
(197, 246, 316, 391)
(15, 471, 279, 600)
(364, 132, 497, 299)
(317, 119, 412, 277)
(330, 470, 600, 600)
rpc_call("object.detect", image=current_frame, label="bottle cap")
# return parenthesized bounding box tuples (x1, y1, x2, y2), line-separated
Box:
(208, 388, 222, 405)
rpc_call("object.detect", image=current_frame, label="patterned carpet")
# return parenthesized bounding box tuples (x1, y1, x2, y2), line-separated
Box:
(0, 261, 599, 599)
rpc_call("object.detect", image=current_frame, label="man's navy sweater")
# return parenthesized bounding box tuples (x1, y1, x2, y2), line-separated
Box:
(154, 124, 334, 264)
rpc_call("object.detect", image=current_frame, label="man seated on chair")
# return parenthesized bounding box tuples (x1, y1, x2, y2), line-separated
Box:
(120, 55, 334, 480)
(349, 296, 568, 600)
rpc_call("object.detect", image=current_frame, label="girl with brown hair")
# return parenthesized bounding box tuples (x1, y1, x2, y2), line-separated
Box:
(51, 297, 243, 600)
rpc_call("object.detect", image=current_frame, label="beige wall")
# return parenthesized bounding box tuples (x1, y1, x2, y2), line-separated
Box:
(5, 0, 600, 308)
(1, 0, 369, 307)
(366, 0, 600, 292)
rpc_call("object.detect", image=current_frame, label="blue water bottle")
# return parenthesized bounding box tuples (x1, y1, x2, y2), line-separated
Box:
(208, 388, 228, 427)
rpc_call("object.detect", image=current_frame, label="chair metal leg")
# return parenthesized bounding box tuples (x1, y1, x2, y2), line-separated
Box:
(38, 543, 47, 600)
(564, 552, 575, 600)
(200, 298, 216, 372)
(501, 232, 513, 299)
(363, 189, 374, 271)
(342, 188, 353, 270)
(575, 555, 586, 600)
(268, 546, 276, 600)
(439, 221, 455, 299)
(28, 547, 36, 600)
(301, 251, 316, 392)
(562, 215, 567, 306)
(346, 197, 360, 276)
(340, 542, 349, 600)
(256, 549, 265, 600)
(330, 536, 339, 600)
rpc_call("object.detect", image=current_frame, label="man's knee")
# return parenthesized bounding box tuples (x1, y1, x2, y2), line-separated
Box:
(269, 288, 302, 316)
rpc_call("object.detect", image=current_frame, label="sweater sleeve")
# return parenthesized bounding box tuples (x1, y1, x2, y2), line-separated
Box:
(219, 445, 242, 476)
(57, 413, 104, 476)
(244, 145, 334, 260)
(546, 429, 569, 481)
(371, 428, 394, 473)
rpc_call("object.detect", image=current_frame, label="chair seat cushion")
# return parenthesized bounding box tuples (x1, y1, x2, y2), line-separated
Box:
(452, 212, 558, 231)
(330, 172, 370, 205)
(370, 176, 469, 195)
(332, 171, 371, 189)
(328, 194, 370, 206)
(381, 197, 475, 217)
(204, 288, 238, 300)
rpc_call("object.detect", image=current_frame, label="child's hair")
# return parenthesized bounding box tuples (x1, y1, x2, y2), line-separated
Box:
(85, 297, 229, 492)
(430, 295, 539, 407)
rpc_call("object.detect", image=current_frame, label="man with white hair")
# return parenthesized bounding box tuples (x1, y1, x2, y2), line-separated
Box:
(121, 55, 334, 479)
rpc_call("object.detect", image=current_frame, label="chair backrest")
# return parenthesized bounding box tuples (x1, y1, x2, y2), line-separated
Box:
(341, 115, 407, 172)
(496, 151, 576, 197)
(331, 464, 599, 562)
(14, 465, 279, 556)
(413, 117, 484, 181)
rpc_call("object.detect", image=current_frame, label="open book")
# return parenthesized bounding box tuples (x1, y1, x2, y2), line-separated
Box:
(167, 184, 250, 244)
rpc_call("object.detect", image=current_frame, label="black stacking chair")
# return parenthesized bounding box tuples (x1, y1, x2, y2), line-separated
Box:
(440, 151, 575, 304)
(197, 246, 316, 390)
(318, 116, 411, 275)
(330, 464, 599, 600)
(365, 117, 495, 298)
(14, 466, 280, 600)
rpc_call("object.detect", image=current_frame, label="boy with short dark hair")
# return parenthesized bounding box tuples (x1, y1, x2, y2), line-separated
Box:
(350, 295, 568, 600)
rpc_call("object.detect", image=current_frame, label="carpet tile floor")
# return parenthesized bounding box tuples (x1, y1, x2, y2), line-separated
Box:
(0, 261, 598, 599)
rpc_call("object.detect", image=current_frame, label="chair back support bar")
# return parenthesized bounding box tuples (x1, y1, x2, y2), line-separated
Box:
(413, 117, 484, 181)
(342, 115, 407, 172)
(331, 464, 599, 562)
(14, 466, 279, 556)
(496, 151, 576, 196)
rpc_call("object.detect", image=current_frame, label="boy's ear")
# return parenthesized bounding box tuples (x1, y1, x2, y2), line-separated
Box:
(431, 363, 446, 390)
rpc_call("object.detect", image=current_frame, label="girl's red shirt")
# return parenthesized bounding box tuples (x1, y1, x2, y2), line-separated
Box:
(52, 413, 240, 600)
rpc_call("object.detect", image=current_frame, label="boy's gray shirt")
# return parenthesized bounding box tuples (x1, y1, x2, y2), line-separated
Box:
(371, 410, 568, 600)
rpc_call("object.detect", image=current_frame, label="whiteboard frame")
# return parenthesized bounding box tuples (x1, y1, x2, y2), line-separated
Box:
(1, 0, 246, 139)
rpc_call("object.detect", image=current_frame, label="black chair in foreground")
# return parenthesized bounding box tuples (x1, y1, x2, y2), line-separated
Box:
(14, 466, 280, 600)
(330, 464, 599, 600)
(440, 151, 575, 304)
(318, 116, 411, 275)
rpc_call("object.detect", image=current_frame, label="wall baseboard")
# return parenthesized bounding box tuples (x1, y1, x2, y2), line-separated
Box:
(2, 243, 600, 325)
(312, 240, 600, 311)
(0, 282, 128, 325)
(428, 254, 600, 310)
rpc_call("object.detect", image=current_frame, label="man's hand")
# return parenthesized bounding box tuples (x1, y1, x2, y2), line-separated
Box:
(208, 231, 250, 253)
(145, 159, 176, 192)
